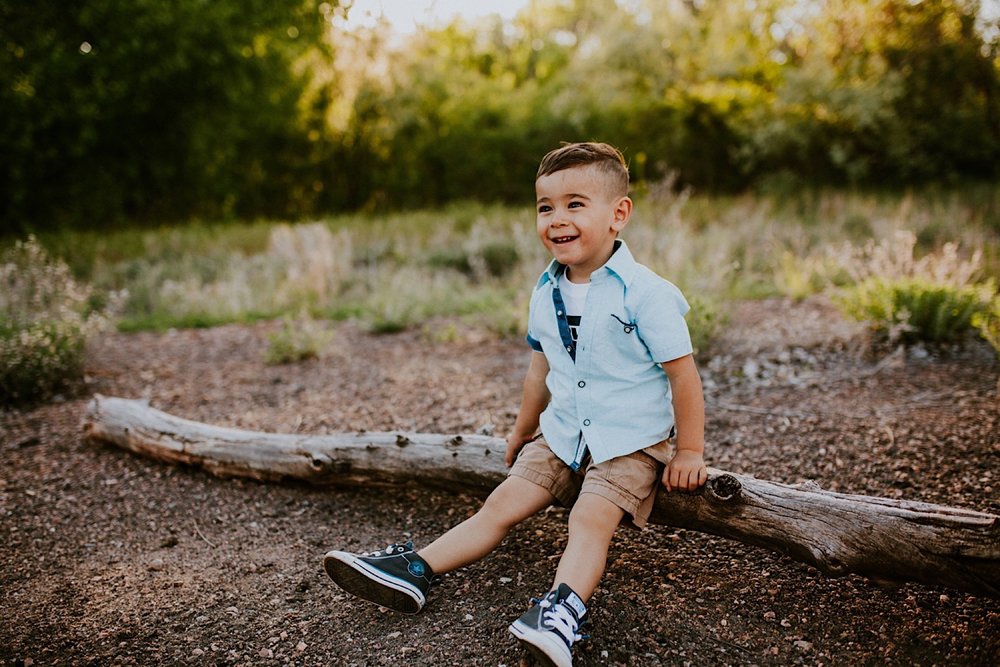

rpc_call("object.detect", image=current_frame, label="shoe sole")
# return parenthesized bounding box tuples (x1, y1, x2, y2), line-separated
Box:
(323, 551, 424, 614)
(508, 620, 572, 667)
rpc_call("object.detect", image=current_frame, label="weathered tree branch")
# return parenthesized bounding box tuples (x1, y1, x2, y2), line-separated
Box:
(83, 395, 1000, 597)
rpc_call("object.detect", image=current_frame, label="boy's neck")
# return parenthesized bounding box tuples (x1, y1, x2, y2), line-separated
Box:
(564, 243, 618, 283)
(564, 267, 590, 284)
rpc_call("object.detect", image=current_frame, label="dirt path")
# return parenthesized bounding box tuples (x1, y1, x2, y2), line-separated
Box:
(2, 298, 998, 666)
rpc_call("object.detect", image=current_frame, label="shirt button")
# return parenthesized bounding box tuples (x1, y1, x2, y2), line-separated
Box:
(577, 380, 586, 388)
(557, 310, 563, 316)
(583, 419, 591, 426)
(566, 345, 573, 352)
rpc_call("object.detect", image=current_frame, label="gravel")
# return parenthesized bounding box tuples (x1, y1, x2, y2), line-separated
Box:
(2, 297, 998, 666)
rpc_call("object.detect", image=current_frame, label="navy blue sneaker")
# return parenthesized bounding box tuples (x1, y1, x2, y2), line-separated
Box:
(323, 541, 436, 614)
(508, 583, 589, 667)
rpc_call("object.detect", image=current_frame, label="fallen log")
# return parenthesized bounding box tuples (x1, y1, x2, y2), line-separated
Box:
(83, 395, 1000, 597)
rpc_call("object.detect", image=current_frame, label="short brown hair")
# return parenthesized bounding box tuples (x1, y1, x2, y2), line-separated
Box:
(536, 142, 629, 197)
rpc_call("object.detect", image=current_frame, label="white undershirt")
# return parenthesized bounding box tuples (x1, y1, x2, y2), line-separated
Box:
(558, 273, 589, 345)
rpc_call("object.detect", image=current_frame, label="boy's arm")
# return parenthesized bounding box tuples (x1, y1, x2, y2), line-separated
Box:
(661, 354, 708, 491)
(505, 351, 551, 467)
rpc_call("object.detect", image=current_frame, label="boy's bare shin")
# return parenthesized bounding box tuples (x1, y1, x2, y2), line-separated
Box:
(551, 493, 624, 602)
(418, 476, 555, 574)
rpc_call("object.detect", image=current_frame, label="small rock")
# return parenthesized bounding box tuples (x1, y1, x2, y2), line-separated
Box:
(147, 558, 165, 572)
(499, 577, 512, 584)
(296, 641, 307, 652)
(464, 614, 474, 621)
(259, 647, 273, 658)
(764, 611, 776, 621)
(794, 640, 813, 652)
(192, 648, 204, 657)
(388, 631, 402, 639)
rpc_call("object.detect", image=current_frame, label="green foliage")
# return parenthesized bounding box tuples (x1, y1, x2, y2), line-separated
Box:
(0, 237, 117, 405)
(1, 0, 331, 230)
(972, 295, 1000, 355)
(685, 297, 728, 357)
(837, 277, 995, 344)
(264, 313, 333, 364)
(4, 0, 999, 232)
(831, 230, 996, 345)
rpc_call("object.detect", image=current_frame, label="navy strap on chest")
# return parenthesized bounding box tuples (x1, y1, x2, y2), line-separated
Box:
(551, 282, 576, 362)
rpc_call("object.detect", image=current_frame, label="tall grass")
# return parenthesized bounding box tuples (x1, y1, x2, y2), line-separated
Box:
(15, 188, 999, 353)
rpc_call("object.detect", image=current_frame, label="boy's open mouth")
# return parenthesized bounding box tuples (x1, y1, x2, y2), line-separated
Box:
(551, 235, 578, 244)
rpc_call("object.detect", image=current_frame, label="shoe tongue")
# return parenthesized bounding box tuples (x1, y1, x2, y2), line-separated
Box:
(553, 583, 587, 620)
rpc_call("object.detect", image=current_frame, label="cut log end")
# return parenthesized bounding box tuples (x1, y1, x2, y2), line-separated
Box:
(707, 474, 742, 502)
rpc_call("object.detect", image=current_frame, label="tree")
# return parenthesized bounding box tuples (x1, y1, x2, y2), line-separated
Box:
(0, 0, 333, 232)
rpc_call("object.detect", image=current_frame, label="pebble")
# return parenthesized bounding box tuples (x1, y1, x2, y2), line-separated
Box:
(259, 647, 273, 658)
(296, 642, 307, 652)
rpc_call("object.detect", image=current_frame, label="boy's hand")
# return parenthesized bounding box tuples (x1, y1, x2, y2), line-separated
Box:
(504, 433, 536, 467)
(663, 450, 708, 491)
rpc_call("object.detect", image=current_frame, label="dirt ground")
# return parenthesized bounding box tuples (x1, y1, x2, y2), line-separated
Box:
(2, 297, 998, 666)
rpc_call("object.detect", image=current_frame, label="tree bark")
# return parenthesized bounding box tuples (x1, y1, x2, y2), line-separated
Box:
(83, 395, 1000, 597)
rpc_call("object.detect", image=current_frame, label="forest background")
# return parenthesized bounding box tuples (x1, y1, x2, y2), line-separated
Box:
(3, 0, 1000, 230)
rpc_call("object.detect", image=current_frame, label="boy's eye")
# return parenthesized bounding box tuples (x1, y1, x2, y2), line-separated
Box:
(568, 201, 584, 208)
(538, 204, 552, 213)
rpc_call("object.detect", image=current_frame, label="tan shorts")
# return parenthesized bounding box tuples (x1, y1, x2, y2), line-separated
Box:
(508, 438, 672, 529)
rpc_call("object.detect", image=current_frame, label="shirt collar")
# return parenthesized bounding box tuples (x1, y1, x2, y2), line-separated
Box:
(537, 239, 638, 287)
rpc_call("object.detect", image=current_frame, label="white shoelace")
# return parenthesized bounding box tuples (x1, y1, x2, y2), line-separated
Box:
(539, 599, 582, 644)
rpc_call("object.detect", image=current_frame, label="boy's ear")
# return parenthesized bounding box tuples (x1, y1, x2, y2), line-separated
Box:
(611, 196, 633, 232)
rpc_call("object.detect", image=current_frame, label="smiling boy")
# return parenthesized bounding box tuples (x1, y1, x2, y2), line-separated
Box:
(323, 142, 707, 667)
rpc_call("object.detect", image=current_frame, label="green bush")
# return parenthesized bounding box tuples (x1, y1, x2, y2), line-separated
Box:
(264, 314, 333, 365)
(1, 237, 117, 405)
(972, 296, 1000, 356)
(685, 296, 728, 356)
(837, 277, 995, 345)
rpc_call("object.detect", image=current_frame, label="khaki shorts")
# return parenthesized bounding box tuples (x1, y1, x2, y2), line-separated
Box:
(508, 438, 672, 529)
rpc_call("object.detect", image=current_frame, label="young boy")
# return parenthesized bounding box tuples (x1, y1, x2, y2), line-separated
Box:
(323, 142, 707, 667)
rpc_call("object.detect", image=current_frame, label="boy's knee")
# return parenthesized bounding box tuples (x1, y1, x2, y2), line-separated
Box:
(478, 484, 526, 527)
(568, 494, 624, 532)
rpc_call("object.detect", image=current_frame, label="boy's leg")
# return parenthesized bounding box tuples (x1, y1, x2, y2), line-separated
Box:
(551, 492, 624, 601)
(508, 494, 622, 667)
(323, 475, 555, 613)
(418, 475, 557, 574)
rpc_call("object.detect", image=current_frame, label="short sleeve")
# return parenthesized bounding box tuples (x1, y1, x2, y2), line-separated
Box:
(634, 277, 693, 362)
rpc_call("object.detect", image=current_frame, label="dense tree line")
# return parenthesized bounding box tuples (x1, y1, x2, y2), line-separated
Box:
(2, 0, 998, 232)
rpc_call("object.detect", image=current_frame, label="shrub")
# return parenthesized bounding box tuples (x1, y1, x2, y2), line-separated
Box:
(686, 296, 728, 356)
(1, 237, 118, 405)
(833, 231, 995, 345)
(264, 314, 334, 365)
(972, 296, 1000, 356)
(838, 277, 995, 345)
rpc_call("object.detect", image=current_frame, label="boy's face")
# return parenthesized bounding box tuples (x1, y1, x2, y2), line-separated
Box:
(535, 164, 632, 282)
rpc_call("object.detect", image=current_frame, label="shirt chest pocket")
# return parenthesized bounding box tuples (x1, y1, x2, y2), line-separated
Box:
(594, 315, 653, 372)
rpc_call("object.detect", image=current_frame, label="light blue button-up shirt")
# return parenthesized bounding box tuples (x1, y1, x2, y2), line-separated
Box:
(525, 240, 693, 469)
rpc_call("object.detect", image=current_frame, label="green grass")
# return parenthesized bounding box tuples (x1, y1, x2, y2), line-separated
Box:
(8, 187, 998, 356)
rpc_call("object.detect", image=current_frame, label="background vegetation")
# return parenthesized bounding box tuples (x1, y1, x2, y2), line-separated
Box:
(3, 0, 999, 231)
(2, 0, 999, 404)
